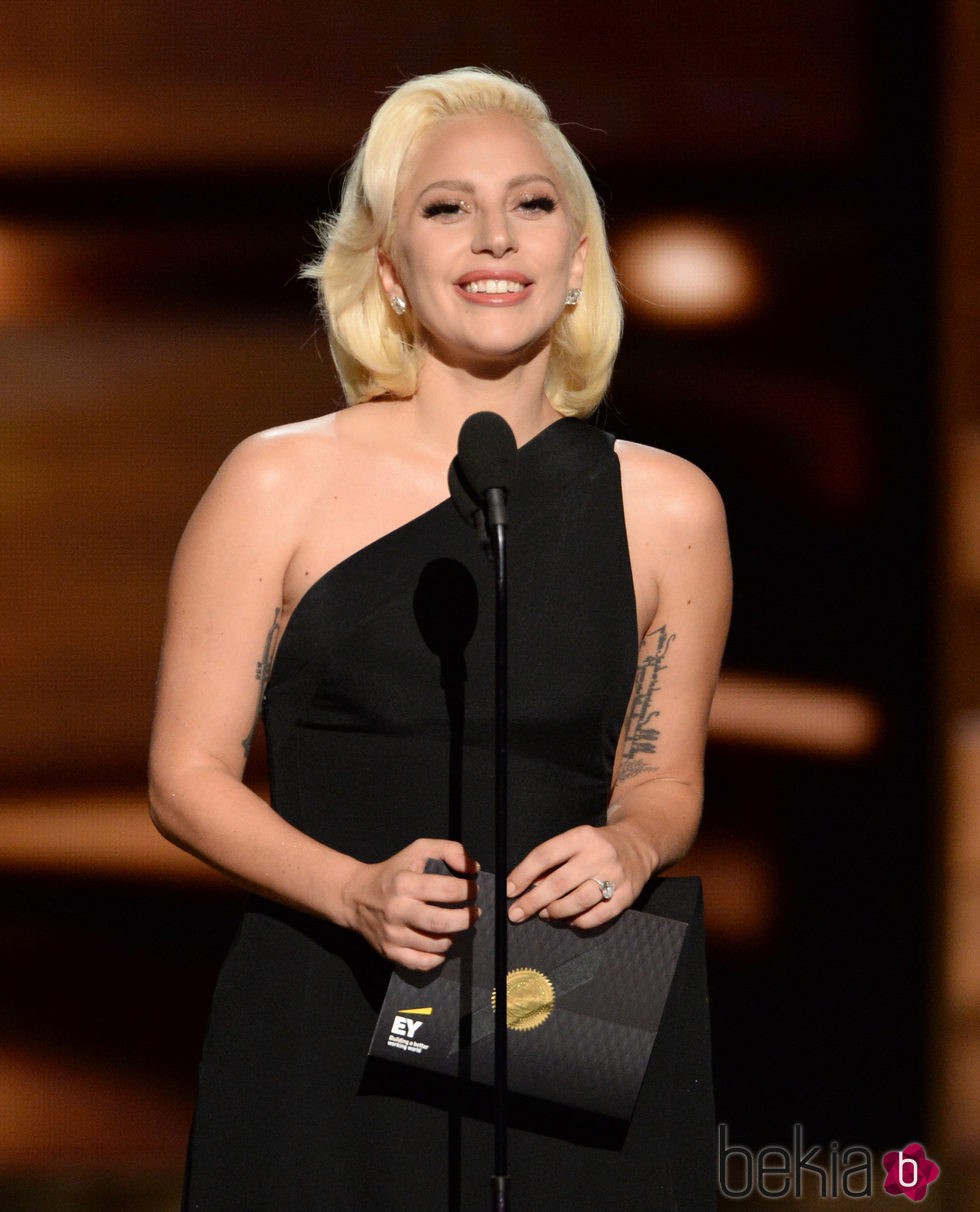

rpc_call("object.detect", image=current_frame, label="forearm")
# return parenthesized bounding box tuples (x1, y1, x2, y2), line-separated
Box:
(148, 763, 361, 927)
(605, 776, 703, 878)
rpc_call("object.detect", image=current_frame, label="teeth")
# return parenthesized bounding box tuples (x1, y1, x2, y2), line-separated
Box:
(462, 279, 526, 294)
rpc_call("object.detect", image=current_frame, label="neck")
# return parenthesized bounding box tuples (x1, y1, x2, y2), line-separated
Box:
(405, 348, 562, 452)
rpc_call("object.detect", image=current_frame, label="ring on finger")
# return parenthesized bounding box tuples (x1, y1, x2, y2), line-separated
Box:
(588, 877, 616, 902)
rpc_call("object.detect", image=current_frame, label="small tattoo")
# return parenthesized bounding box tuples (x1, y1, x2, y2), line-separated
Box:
(619, 625, 675, 779)
(242, 607, 281, 757)
(617, 756, 658, 782)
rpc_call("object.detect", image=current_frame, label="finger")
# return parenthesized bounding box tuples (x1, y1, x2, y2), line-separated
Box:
(404, 903, 480, 937)
(536, 878, 611, 922)
(566, 898, 621, 931)
(389, 946, 448, 972)
(422, 873, 479, 906)
(508, 835, 607, 919)
(391, 923, 457, 952)
(507, 833, 581, 898)
(507, 826, 616, 901)
(442, 842, 480, 876)
(410, 838, 480, 877)
(393, 871, 478, 906)
(383, 912, 477, 964)
(374, 879, 477, 950)
(509, 864, 605, 922)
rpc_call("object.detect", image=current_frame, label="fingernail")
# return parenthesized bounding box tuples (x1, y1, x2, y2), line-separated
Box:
(506, 881, 516, 896)
(539, 908, 550, 920)
(508, 906, 524, 922)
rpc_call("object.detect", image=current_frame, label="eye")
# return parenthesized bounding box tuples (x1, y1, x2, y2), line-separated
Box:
(421, 199, 468, 219)
(516, 195, 558, 215)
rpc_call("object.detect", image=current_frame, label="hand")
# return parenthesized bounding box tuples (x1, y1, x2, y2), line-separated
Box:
(505, 824, 658, 930)
(342, 838, 479, 971)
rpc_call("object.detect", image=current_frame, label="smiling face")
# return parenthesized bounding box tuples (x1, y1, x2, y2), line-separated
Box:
(379, 112, 587, 375)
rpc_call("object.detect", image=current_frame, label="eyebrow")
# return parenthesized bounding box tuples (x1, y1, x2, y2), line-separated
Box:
(415, 173, 560, 204)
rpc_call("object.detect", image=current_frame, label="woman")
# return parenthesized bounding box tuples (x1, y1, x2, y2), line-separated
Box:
(150, 67, 731, 1210)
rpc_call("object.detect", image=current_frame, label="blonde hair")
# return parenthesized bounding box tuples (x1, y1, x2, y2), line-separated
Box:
(302, 68, 622, 417)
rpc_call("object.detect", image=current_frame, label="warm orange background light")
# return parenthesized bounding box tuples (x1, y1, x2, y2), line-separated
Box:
(617, 218, 765, 327)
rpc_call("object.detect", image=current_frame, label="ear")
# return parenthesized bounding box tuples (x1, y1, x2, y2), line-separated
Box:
(569, 233, 587, 291)
(378, 250, 403, 299)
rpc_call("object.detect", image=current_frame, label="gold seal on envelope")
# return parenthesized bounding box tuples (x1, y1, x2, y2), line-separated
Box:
(493, 967, 555, 1031)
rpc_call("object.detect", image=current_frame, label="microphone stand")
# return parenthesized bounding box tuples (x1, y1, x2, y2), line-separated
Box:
(486, 487, 510, 1212)
(448, 411, 516, 1210)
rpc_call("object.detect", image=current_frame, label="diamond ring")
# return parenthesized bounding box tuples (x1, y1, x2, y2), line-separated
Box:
(589, 877, 616, 901)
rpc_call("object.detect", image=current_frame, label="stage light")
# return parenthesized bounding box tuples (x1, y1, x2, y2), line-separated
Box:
(0, 223, 67, 323)
(0, 791, 221, 883)
(709, 672, 881, 757)
(0, 225, 32, 321)
(951, 425, 980, 593)
(617, 217, 764, 326)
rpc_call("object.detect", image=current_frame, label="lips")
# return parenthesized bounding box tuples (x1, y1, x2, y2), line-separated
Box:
(461, 279, 526, 294)
(454, 271, 532, 303)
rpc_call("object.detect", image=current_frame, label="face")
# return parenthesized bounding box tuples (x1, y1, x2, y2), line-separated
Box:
(379, 112, 587, 373)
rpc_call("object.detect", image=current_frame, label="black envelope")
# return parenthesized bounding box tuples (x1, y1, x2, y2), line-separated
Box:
(369, 866, 693, 1120)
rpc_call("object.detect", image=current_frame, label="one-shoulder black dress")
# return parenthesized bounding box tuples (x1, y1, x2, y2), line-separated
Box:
(182, 418, 715, 1211)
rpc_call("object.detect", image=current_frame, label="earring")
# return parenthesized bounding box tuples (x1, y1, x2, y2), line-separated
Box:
(389, 294, 407, 316)
(564, 288, 582, 306)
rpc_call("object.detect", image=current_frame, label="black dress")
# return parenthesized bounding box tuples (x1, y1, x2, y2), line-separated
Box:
(182, 418, 716, 1211)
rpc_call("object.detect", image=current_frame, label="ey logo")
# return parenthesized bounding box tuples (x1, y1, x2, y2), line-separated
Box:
(392, 1007, 432, 1039)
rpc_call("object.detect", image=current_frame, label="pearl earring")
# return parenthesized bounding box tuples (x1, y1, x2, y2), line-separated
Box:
(564, 288, 582, 306)
(389, 295, 407, 316)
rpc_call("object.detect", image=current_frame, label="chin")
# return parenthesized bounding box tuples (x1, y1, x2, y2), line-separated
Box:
(441, 333, 551, 372)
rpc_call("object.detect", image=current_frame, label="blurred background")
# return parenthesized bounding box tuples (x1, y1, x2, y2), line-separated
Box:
(1, 2, 976, 1208)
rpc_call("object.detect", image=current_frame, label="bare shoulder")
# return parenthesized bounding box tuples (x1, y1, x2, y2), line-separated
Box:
(209, 412, 342, 505)
(214, 401, 403, 494)
(614, 438, 727, 542)
(174, 412, 348, 581)
(612, 439, 731, 642)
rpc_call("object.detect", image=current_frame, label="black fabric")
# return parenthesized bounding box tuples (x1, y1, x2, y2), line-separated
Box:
(182, 417, 717, 1211)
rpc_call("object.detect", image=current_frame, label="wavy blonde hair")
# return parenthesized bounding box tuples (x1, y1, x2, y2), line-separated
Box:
(302, 68, 622, 417)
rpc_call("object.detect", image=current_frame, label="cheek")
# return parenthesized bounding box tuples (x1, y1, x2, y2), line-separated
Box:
(541, 224, 580, 273)
(391, 243, 434, 297)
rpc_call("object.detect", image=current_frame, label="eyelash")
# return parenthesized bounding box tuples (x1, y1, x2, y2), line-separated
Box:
(422, 200, 466, 218)
(420, 195, 559, 219)
(519, 195, 557, 214)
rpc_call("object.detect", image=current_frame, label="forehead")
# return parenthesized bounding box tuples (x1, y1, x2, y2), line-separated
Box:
(399, 112, 559, 192)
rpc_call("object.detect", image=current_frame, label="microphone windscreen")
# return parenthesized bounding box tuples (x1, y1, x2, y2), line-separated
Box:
(448, 458, 481, 527)
(456, 412, 518, 496)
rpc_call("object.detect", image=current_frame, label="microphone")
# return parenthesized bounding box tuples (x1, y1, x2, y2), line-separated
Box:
(449, 412, 518, 533)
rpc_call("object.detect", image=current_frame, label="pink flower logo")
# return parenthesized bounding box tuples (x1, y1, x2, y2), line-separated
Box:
(882, 1143, 940, 1201)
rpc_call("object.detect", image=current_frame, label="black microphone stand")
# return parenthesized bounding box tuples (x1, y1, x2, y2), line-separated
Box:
(485, 487, 510, 1212)
(448, 412, 516, 1211)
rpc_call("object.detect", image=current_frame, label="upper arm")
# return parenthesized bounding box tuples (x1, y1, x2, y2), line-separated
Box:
(612, 443, 732, 797)
(149, 431, 309, 789)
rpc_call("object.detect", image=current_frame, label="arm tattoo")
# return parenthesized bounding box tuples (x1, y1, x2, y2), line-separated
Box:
(618, 625, 675, 783)
(242, 607, 281, 757)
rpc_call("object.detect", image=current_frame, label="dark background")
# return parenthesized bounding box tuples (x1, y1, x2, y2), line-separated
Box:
(1, 2, 968, 1205)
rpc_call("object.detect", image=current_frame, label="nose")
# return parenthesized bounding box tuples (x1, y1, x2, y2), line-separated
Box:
(472, 207, 516, 258)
